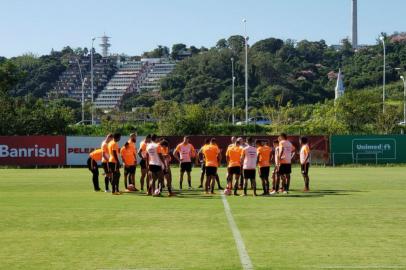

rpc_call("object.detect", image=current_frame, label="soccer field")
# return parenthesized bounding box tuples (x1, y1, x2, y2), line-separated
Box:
(0, 167, 405, 270)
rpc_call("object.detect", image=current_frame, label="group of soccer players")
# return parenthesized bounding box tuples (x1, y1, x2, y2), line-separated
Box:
(87, 132, 311, 197)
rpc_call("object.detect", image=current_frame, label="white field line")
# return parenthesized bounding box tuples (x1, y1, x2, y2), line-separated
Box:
(221, 193, 254, 270)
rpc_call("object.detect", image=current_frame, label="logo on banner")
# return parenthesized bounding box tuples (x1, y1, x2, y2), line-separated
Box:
(0, 136, 66, 165)
(0, 144, 60, 157)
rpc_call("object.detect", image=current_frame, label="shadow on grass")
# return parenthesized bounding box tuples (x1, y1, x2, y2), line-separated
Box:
(279, 189, 365, 198)
(120, 189, 364, 199)
(120, 189, 222, 199)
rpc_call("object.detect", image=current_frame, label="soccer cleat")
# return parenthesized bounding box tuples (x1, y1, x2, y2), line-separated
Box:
(168, 192, 177, 197)
(270, 190, 277, 195)
(198, 185, 203, 188)
(105, 189, 111, 193)
(240, 194, 247, 197)
(283, 191, 289, 195)
(113, 192, 121, 195)
(188, 186, 193, 190)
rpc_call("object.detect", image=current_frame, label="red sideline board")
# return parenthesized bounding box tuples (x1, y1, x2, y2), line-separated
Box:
(0, 136, 66, 166)
(162, 136, 329, 164)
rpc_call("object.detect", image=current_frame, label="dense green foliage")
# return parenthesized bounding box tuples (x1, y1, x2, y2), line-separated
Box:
(159, 35, 406, 110)
(1, 34, 406, 136)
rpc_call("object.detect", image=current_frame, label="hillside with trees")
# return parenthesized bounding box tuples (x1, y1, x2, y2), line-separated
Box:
(1, 33, 406, 136)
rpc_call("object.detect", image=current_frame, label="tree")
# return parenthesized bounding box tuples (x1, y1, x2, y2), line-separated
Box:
(0, 61, 21, 94)
(171, 43, 187, 60)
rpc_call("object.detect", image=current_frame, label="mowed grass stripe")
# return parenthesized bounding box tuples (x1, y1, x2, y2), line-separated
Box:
(0, 167, 405, 269)
(227, 167, 406, 270)
(0, 169, 241, 270)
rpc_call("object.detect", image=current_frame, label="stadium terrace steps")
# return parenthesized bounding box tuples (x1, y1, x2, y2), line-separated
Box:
(95, 58, 176, 110)
(138, 58, 176, 93)
(49, 56, 116, 101)
(94, 61, 146, 109)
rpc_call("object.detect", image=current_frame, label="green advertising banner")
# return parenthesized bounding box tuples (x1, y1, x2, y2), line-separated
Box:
(330, 135, 406, 165)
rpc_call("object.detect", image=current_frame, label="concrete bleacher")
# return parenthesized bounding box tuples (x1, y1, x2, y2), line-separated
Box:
(50, 55, 116, 101)
(139, 58, 176, 93)
(94, 60, 147, 109)
(95, 58, 176, 110)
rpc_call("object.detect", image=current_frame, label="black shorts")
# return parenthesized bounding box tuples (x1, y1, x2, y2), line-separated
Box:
(149, 164, 162, 173)
(124, 165, 136, 174)
(108, 162, 119, 173)
(180, 162, 192, 172)
(140, 159, 147, 169)
(87, 158, 98, 171)
(205, 166, 217, 176)
(259, 167, 270, 179)
(243, 169, 256, 179)
(279, 164, 292, 175)
(228, 166, 241, 175)
(301, 163, 310, 176)
(102, 162, 110, 174)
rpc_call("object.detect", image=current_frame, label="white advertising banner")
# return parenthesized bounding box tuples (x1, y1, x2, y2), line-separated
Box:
(66, 136, 145, 165)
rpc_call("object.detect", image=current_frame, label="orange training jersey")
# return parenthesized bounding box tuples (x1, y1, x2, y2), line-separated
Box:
(202, 144, 220, 167)
(101, 141, 109, 163)
(226, 145, 242, 168)
(161, 146, 171, 166)
(108, 141, 120, 163)
(300, 144, 311, 164)
(120, 146, 135, 166)
(89, 149, 102, 162)
(279, 140, 295, 164)
(257, 145, 272, 168)
(175, 143, 195, 163)
(127, 139, 137, 156)
(140, 140, 148, 159)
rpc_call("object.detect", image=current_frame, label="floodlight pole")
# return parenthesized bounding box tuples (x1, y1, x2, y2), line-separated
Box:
(401, 76, 406, 127)
(91, 37, 96, 125)
(76, 59, 85, 124)
(243, 19, 248, 124)
(380, 36, 386, 113)
(231, 57, 235, 125)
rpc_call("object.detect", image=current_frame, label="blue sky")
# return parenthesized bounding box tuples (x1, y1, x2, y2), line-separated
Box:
(1, 0, 405, 57)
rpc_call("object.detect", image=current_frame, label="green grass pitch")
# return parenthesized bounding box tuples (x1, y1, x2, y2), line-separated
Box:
(0, 166, 405, 270)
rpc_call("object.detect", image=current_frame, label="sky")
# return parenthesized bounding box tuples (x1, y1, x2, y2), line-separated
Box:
(1, 0, 405, 58)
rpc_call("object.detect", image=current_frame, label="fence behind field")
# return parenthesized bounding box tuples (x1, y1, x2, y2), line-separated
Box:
(330, 135, 406, 165)
(1, 135, 405, 166)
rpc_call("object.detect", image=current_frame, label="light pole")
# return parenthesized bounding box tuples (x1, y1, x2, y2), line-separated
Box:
(380, 36, 386, 113)
(76, 59, 86, 124)
(231, 57, 235, 125)
(401, 76, 406, 127)
(243, 19, 248, 124)
(91, 37, 96, 125)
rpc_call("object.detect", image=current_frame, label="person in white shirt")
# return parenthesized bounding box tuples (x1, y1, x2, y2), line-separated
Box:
(240, 137, 258, 196)
(146, 134, 174, 196)
(270, 140, 281, 195)
(173, 136, 196, 190)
